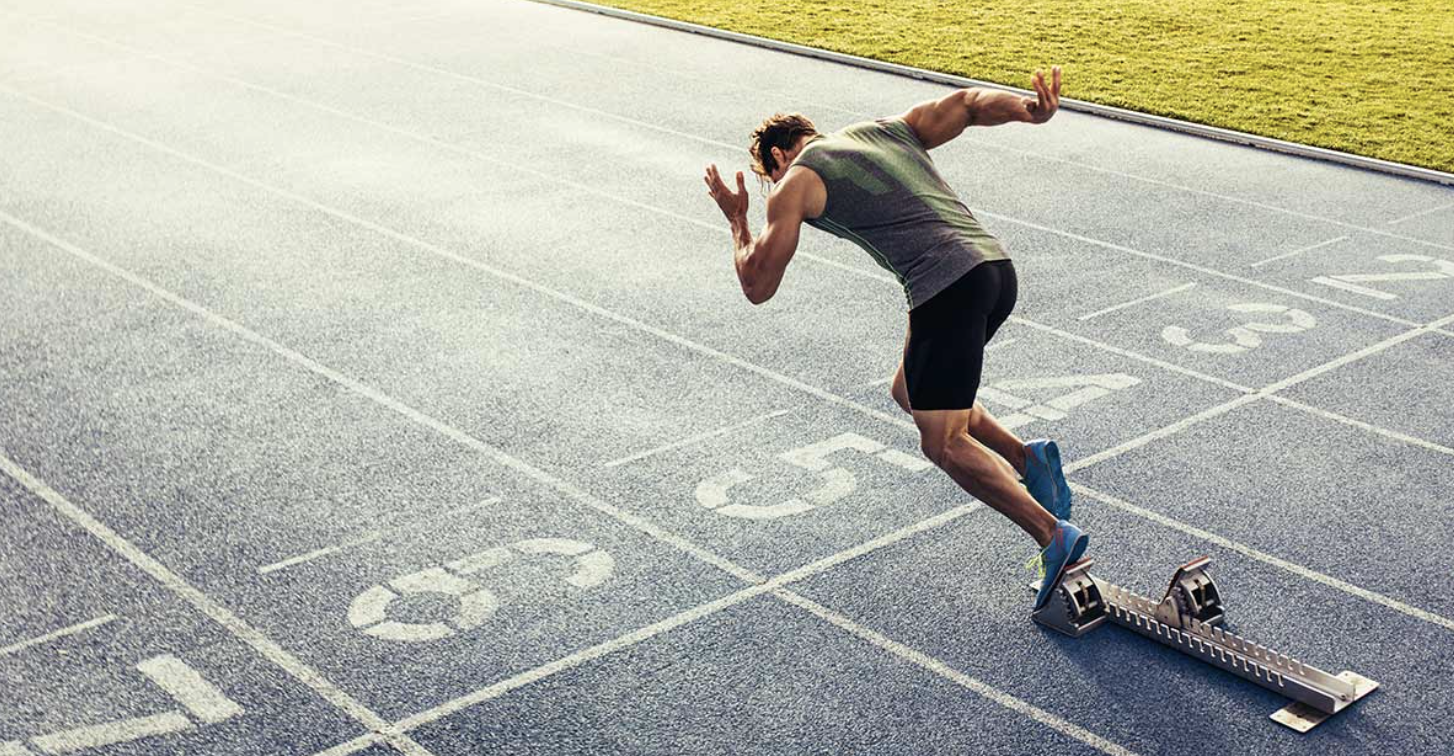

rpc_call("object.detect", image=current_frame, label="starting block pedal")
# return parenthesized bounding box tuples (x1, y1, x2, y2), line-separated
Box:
(1029, 556, 1379, 732)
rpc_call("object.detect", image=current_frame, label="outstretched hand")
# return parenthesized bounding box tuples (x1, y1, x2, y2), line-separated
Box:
(704, 163, 749, 221)
(1023, 66, 1062, 124)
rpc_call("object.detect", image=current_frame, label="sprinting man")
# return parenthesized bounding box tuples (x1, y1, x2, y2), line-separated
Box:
(704, 67, 1086, 610)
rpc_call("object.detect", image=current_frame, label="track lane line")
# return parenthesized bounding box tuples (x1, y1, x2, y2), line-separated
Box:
(0, 207, 765, 587)
(0, 614, 119, 657)
(0, 451, 436, 756)
(600, 408, 793, 468)
(1072, 482, 1454, 633)
(773, 589, 1141, 756)
(6, 81, 1451, 639)
(196, 1, 1454, 255)
(1077, 283, 1197, 321)
(12, 15, 1422, 360)
(1247, 236, 1349, 268)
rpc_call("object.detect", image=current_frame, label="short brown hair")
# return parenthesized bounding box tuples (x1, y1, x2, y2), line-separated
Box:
(748, 113, 818, 180)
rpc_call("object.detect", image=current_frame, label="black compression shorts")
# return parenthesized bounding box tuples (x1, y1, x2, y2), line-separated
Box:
(904, 260, 1017, 411)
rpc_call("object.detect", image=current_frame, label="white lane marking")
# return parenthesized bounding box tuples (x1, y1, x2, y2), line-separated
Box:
(0, 16, 1364, 400)
(1387, 200, 1454, 226)
(0, 27, 1250, 403)
(1310, 254, 1454, 301)
(0, 455, 434, 756)
(0, 86, 926, 442)
(257, 531, 384, 575)
(1063, 394, 1260, 474)
(195, 9, 745, 155)
(0, 742, 36, 755)
(773, 590, 1140, 756)
(391, 582, 775, 732)
(30, 712, 192, 755)
(1266, 394, 1454, 459)
(1076, 282, 1197, 320)
(1066, 312, 1451, 474)
(1073, 483, 1454, 633)
(11, 68, 1452, 640)
(0, 209, 763, 587)
(1006, 317, 1253, 393)
(136, 654, 244, 724)
(963, 132, 1454, 253)
(978, 210, 1421, 328)
(385, 503, 984, 738)
(258, 495, 502, 575)
(187, 4, 1454, 257)
(0, 614, 118, 657)
(1247, 236, 1350, 268)
(979, 374, 1143, 430)
(600, 408, 792, 468)
(1257, 323, 1430, 394)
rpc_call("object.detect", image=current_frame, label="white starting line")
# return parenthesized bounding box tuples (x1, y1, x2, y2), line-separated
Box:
(255, 496, 503, 576)
(600, 408, 793, 468)
(0, 614, 118, 658)
(0, 4, 1448, 750)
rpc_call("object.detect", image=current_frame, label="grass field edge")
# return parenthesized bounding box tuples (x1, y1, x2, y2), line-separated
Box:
(527, 0, 1454, 188)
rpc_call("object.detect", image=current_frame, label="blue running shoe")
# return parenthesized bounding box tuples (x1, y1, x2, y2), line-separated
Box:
(1029, 520, 1090, 610)
(1023, 439, 1072, 520)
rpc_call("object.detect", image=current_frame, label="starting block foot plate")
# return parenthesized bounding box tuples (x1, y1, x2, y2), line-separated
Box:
(1270, 671, 1380, 732)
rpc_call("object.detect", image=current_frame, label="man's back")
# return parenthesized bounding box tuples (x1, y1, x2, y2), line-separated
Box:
(792, 118, 1009, 309)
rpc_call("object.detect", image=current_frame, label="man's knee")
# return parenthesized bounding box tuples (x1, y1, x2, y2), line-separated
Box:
(921, 432, 994, 475)
(920, 431, 968, 469)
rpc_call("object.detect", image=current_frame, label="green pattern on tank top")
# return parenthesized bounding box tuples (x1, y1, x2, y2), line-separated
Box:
(792, 118, 1009, 308)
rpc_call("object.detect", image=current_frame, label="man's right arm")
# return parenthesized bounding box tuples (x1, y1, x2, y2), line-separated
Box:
(901, 66, 1061, 149)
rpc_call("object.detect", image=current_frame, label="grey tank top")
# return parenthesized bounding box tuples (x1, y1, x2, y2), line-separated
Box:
(791, 117, 1009, 308)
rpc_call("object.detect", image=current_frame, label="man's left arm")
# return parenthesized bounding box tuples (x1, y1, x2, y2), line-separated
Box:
(705, 165, 811, 305)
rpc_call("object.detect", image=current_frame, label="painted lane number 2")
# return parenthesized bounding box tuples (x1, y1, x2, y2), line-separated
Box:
(1312, 254, 1454, 301)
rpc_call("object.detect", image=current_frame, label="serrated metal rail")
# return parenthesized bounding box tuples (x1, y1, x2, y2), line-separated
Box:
(1031, 557, 1378, 731)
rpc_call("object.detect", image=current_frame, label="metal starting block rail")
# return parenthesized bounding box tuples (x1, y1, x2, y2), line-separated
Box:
(1030, 557, 1378, 731)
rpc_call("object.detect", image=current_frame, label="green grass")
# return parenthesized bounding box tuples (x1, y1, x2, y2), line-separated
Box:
(588, 0, 1454, 174)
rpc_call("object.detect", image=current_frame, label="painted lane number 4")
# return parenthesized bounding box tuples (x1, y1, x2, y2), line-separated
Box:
(695, 432, 932, 520)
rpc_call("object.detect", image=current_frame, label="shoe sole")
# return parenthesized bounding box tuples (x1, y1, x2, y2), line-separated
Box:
(1044, 441, 1071, 521)
(1028, 441, 1072, 521)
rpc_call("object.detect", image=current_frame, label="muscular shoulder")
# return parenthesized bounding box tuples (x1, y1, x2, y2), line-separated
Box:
(771, 165, 827, 220)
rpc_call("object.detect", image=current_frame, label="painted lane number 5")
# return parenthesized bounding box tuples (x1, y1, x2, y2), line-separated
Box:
(695, 432, 932, 520)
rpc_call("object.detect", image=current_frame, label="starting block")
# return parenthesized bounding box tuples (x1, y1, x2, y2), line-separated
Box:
(1030, 557, 1378, 732)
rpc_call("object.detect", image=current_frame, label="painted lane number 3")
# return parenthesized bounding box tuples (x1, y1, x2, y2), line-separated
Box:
(1162, 303, 1317, 354)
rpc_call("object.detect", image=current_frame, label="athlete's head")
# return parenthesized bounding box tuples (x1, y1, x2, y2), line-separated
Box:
(749, 113, 818, 185)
